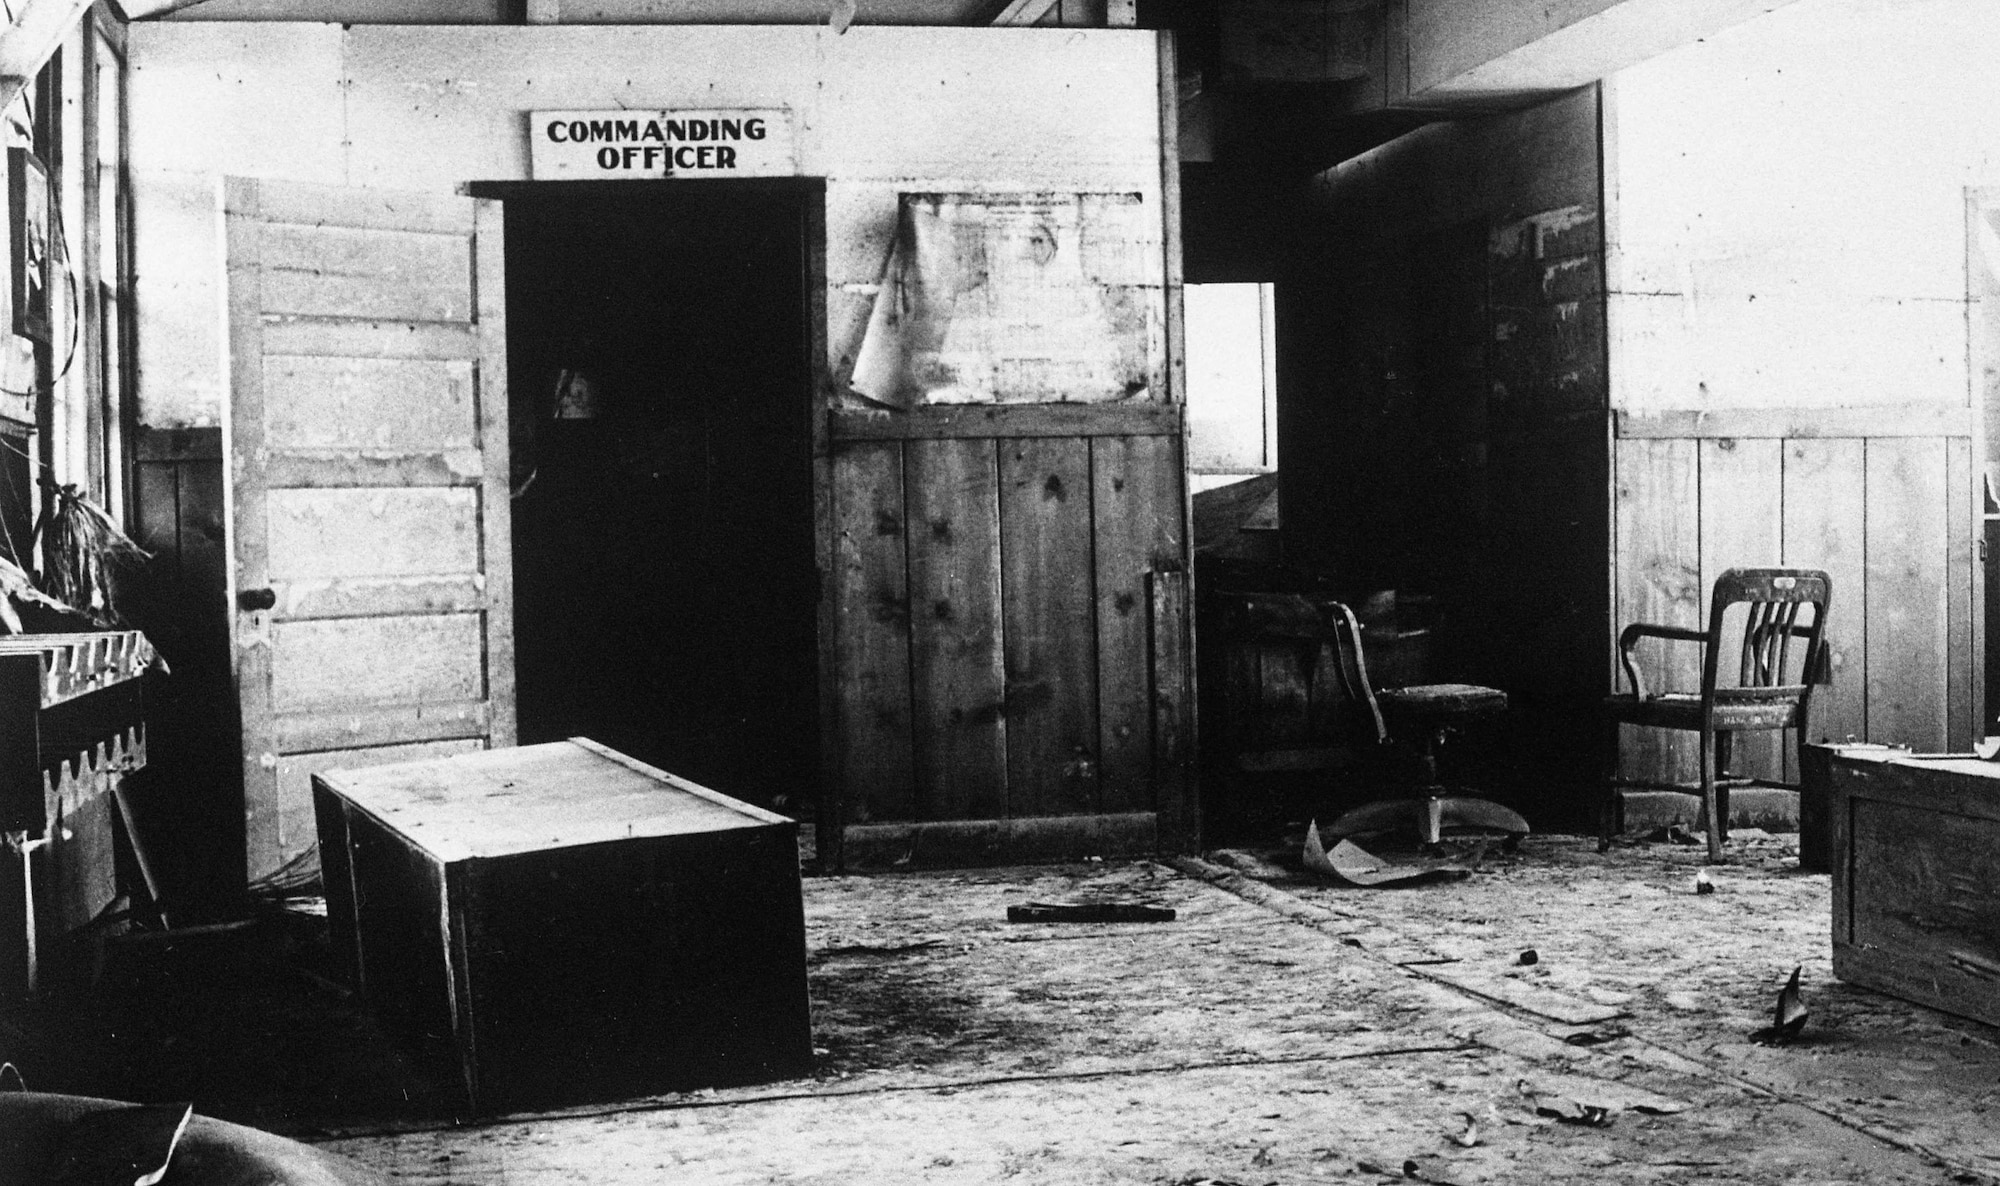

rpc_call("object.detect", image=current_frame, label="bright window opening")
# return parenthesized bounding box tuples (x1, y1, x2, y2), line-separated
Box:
(1185, 281, 1275, 493)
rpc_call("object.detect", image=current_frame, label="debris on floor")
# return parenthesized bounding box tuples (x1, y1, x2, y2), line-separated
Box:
(1302, 821, 1479, 886)
(1003, 901, 1177, 923)
(1750, 964, 1811, 1045)
(1518, 1072, 1690, 1121)
(19, 834, 2000, 1186)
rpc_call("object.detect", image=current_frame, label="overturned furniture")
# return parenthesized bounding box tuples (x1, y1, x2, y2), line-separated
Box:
(1827, 749, 2000, 1029)
(1602, 567, 1831, 861)
(313, 738, 813, 1114)
(0, 630, 156, 999)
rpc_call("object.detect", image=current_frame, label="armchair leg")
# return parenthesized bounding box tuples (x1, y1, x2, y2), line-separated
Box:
(1700, 728, 1723, 863)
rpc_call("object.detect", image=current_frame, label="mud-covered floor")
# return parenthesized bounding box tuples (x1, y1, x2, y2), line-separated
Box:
(7, 829, 1999, 1183)
(298, 830, 1998, 1185)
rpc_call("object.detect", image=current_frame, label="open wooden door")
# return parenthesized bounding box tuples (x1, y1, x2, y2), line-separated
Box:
(221, 177, 514, 886)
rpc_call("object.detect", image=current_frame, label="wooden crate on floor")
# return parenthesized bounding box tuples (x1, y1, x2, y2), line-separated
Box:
(1829, 749, 2000, 1028)
(313, 738, 813, 1114)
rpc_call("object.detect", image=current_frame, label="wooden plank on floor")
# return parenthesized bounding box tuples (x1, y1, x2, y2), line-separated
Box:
(1000, 437, 1099, 816)
(1414, 965, 1626, 1026)
(1864, 437, 1950, 751)
(905, 438, 1007, 821)
(1782, 438, 1866, 775)
(1699, 438, 1783, 782)
(1614, 437, 1701, 784)
(831, 440, 915, 823)
(1947, 436, 1976, 749)
(1092, 435, 1182, 813)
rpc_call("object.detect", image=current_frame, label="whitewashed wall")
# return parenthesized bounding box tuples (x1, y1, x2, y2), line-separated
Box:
(128, 24, 1166, 427)
(1605, 0, 2000, 413)
(1603, 0, 1997, 759)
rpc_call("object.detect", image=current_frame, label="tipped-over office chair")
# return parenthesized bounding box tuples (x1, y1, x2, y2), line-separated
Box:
(1601, 567, 1831, 862)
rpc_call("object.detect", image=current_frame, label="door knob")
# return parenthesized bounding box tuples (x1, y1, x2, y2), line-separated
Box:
(237, 587, 277, 612)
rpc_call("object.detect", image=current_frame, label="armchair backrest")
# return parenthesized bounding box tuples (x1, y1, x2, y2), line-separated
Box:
(1703, 567, 1832, 700)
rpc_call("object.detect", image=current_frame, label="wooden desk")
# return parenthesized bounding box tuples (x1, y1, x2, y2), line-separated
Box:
(1830, 750, 2000, 1028)
(313, 738, 813, 1113)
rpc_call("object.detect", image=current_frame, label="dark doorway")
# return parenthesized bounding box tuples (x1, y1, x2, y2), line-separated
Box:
(502, 183, 818, 813)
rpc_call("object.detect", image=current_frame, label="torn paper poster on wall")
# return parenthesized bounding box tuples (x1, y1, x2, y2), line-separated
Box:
(848, 192, 1164, 407)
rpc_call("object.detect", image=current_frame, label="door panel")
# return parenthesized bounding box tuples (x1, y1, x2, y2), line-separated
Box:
(223, 176, 513, 883)
(999, 437, 1099, 816)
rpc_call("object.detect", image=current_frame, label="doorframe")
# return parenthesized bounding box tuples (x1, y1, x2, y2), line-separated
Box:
(1966, 186, 1998, 741)
(466, 177, 837, 854)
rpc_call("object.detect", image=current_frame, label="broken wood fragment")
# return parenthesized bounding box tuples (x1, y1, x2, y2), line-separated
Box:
(1006, 901, 1176, 923)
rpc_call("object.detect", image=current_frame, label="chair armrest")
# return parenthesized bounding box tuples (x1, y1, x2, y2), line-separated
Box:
(1616, 622, 1709, 698)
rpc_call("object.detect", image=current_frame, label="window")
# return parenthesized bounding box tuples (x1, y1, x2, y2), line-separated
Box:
(87, 14, 129, 519)
(0, 8, 134, 602)
(1184, 281, 1275, 492)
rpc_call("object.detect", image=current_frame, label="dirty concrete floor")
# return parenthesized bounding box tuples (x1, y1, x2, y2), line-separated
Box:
(314, 831, 2000, 1185)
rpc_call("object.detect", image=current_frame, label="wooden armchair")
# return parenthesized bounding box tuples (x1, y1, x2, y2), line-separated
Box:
(1601, 567, 1831, 861)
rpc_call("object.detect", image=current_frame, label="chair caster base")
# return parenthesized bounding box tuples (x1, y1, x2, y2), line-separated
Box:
(1327, 794, 1530, 847)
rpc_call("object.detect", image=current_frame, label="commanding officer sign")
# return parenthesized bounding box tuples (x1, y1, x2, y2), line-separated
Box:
(530, 109, 797, 178)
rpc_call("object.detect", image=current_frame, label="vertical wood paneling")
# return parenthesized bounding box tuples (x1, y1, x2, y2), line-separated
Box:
(1947, 436, 1976, 748)
(1149, 567, 1194, 851)
(1615, 437, 1701, 783)
(1782, 438, 1867, 766)
(1092, 435, 1182, 812)
(805, 191, 842, 868)
(134, 464, 181, 576)
(1243, 645, 1307, 751)
(1699, 438, 1784, 780)
(905, 438, 1007, 821)
(831, 441, 914, 822)
(1865, 437, 1950, 751)
(1000, 438, 1098, 816)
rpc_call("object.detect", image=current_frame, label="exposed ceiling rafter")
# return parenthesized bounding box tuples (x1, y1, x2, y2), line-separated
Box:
(0, 0, 94, 113)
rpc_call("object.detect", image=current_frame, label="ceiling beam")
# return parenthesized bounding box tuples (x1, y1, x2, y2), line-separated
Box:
(1404, 0, 1803, 107)
(0, 0, 94, 113)
(991, 0, 1060, 25)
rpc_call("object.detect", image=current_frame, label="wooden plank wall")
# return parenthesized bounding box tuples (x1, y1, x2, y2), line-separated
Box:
(1612, 419, 1976, 785)
(123, 427, 243, 922)
(830, 418, 1186, 826)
